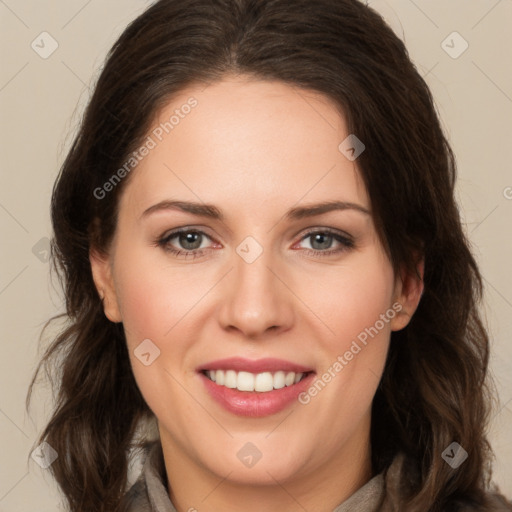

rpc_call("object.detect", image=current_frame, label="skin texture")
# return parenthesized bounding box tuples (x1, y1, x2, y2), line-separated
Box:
(90, 75, 424, 512)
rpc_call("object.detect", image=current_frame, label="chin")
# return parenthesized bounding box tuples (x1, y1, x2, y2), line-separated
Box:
(198, 439, 311, 485)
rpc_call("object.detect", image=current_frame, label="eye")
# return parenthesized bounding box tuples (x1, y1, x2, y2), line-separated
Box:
(295, 228, 354, 257)
(156, 228, 215, 259)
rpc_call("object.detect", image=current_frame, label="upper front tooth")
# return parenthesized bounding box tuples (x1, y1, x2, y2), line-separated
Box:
(237, 371, 255, 391)
(254, 372, 274, 392)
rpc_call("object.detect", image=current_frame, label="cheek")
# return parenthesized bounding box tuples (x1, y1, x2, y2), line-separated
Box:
(305, 250, 395, 349)
(297, 248, 395, 410)
(287, 251, 396, 464)
(113, 246, 210, 345)
(111, 246, 217, 410)
(111, 248, 203, 417)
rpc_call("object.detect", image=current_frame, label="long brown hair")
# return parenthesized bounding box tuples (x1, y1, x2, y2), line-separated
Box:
(27, 0, 511, 510)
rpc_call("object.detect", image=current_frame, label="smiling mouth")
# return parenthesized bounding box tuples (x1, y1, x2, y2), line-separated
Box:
(201, 369, 313, 393)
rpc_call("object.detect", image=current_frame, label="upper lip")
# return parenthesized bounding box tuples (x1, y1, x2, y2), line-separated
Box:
(199, 357, 314, 374)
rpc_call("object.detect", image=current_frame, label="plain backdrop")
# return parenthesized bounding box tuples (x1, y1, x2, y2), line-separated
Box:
(0, 0, 511, 509)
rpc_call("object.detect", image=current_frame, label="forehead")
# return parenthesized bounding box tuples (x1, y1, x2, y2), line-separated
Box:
(119, 75, 369, 220)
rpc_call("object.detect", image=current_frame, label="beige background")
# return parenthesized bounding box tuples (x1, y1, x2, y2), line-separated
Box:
(0, 0, 511, 509)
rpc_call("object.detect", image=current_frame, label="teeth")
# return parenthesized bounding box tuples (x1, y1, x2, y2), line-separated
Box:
(273, 371, 285, 389)
(285, 371, 295, 386)
(254, 372, 273, 392)
(205, 369, 306, 392)
(238, 371, 255, 391)
(225, 370, 237, 389)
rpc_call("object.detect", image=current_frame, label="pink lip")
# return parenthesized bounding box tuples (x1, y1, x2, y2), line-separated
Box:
(200, 372, 316, 417)
(197, 357, 316, 417)
(198, 357, 313, 374)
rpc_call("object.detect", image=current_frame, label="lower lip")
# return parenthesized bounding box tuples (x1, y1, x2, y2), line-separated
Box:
(199, 372, 316, 417)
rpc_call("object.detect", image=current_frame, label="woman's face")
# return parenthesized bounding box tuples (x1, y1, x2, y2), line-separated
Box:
(92, 75, 421, 488)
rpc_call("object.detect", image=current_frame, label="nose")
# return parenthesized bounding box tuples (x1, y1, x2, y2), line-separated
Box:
(217, 242, 295, 340)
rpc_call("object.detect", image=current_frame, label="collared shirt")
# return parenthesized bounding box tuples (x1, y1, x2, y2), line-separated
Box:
(122, 442, 512, 511)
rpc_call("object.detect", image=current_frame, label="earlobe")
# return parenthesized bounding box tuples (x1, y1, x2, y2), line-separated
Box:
(390, 257, 424, 332)
(89, 248, 122, 323)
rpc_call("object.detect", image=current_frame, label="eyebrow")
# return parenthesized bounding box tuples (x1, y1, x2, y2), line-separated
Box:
(140, 199, 371, 221)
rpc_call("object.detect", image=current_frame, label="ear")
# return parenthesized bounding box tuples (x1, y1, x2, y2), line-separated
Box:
(89, 247, 122, 323)
(390, 256, 424, 332)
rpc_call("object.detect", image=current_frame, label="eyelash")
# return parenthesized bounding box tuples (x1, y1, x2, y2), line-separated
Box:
(155, 227, 355, 260)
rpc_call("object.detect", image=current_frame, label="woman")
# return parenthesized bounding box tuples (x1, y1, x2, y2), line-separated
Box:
(26, 0, 512, 510)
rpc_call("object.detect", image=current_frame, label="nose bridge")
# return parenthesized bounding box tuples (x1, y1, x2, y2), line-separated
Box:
(217, 236, 294, 337)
